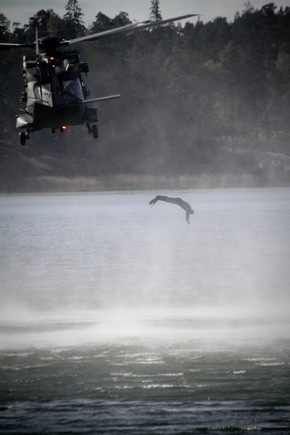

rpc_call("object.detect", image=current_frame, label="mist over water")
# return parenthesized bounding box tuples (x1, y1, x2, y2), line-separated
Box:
(0, 189, 290, 433)
(0, 188, 289, 348)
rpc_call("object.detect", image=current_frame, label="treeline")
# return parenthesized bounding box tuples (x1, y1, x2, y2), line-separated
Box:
(0, 1, 290, 186)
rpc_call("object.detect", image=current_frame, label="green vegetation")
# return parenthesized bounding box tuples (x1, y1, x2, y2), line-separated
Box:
(0, 1, 290, 191)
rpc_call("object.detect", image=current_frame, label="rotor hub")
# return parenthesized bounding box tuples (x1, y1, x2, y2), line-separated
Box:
(38, 36, 67, 55)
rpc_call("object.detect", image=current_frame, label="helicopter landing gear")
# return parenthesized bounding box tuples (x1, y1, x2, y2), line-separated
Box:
(92, 125, 98, 139)
(86, 123, 98, 139)
(19, 130, 30, 146)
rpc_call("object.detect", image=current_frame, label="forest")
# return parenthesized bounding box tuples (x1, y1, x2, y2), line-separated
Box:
(0, 0, 290, 191)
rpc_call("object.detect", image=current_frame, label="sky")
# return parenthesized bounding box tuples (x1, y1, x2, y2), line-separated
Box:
(1, 0, 290, 28)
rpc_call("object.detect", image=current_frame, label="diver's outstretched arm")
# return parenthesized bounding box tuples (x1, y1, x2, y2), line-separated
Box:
(149, 195, 161, 206)
(149, 195, 173, 206)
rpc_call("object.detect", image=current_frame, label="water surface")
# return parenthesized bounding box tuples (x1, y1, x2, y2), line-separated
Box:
(0, 188, 289, 433)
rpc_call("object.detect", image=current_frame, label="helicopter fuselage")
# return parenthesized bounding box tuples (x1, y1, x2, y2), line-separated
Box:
(17, 50, 99, 144)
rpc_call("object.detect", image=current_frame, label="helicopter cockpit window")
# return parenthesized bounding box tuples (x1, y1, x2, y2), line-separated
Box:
(62, 80, 84, 104)
(65, 53, 80, 64)
(55, 63, 79, 82)
(38, 61, 50, 85)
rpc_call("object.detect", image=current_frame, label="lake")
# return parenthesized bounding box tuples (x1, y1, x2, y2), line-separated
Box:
(0, 188, 289, 433)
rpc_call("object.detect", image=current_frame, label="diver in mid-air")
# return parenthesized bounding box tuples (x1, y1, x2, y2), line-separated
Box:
(149, 195, 194, 224)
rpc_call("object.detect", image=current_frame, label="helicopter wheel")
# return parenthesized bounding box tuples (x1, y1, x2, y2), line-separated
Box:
(20, 131, 26, 146)
(86, 122, 92, 134)
(92, 124, 98, 139)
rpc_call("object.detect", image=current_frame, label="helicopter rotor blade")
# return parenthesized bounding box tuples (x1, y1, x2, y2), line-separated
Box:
(0, 42, 32, 50)
(35, 27, 39, 55)
(65, 14, 198, 45)
(128, 14, 199, 32)
(0, 14, 198, 52)
(63, 23, 139, 45)
(82, 94, 121, 104)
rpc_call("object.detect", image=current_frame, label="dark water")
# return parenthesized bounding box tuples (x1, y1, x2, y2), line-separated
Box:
(1, 339, 290, 433)
(0, 189, 290, 433)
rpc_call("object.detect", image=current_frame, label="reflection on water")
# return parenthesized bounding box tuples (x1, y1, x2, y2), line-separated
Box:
(0, 305, 289, 351)
(0, 189, 290, 433)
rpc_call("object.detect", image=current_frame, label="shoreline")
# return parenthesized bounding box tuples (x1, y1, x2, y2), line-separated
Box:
(1, 173, 289, 193)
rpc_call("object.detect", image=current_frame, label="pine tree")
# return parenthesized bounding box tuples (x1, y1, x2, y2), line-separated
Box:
(0, 13, 10, 39)
(150, 0, 162, 21)
(64, 0, 85, 37)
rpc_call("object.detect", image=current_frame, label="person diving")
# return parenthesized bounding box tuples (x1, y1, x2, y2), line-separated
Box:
(149, 195, 194, 224)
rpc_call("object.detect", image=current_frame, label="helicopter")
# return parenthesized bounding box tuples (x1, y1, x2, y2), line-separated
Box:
(0, 14, 196, 146)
